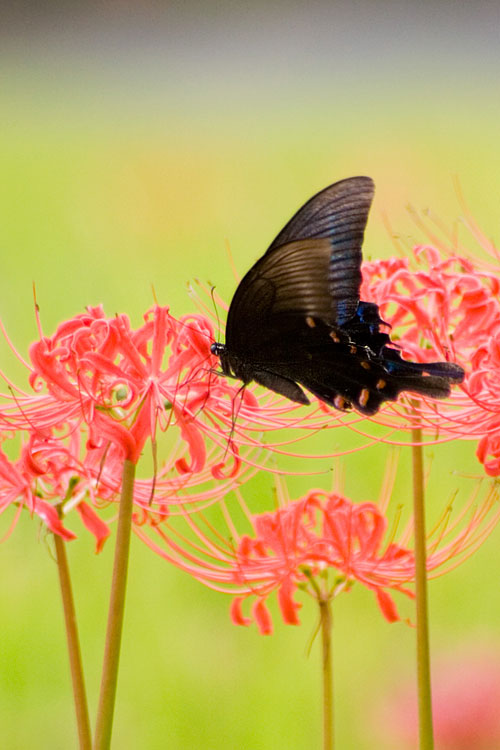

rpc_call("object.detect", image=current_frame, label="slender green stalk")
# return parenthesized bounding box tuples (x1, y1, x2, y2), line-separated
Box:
(411, 426, 434, 750)
(54, 531, 92, 750)
(94, 458, 136, 750)
(319, 597, 333, 750)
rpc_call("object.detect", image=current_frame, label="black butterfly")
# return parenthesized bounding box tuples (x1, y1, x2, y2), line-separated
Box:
(211, 176, 464, 416)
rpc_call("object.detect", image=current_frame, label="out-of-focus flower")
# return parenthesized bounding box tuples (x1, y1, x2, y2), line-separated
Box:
(135, 459, 500, 634)
(375, 644, 500, 749)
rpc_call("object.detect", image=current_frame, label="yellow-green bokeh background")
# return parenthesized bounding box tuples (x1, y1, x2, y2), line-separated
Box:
(2, 3, 500, 748)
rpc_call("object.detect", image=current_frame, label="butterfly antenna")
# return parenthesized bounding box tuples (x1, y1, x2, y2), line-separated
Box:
(210, 285, 222, 343)
(173, 314, 216, 346)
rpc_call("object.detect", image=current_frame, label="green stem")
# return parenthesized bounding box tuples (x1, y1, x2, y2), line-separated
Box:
(54, 530, 92, 750)
(411, 426, 434, 750)
(94, 458, 136, 750)
(319, 597, 333, 750)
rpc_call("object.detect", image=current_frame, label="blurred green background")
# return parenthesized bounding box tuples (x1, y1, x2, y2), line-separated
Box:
(2, 2, 500, 748)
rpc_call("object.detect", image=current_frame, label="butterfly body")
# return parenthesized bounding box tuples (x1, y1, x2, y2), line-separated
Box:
(211, 177, 464, 415)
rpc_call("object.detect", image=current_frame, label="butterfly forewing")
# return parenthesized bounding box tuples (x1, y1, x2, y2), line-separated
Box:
(266, 176, 374, 326)
(226, 239, 330, 355)
(266, 176, 375, 252)
(226, 176, 375, 356)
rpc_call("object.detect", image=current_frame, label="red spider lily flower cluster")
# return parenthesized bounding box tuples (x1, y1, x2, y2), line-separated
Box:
(1, 210, 499, 580)
(361, 235, 500, 473)
(135, 468, 500, 634)
(1, 271, 476, 549)
(0, 304, 277, 542)
(230, 492, 415, 631)
(0, 430, 109, 548)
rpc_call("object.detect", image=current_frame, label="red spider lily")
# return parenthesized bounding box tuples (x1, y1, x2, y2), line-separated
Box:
(135, 463, 500, 634)
(24, 304, 216, 464)
(229, 492, 416, 630)
(0, 440, 77, 542)
(361, 226, 500, 473)
(0, 304, 277, 546)
(0, 305, 267, 515)
(0, 426, 116, 548)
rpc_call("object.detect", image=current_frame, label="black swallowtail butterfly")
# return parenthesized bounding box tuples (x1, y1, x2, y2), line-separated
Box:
(211, 177, 464, 415)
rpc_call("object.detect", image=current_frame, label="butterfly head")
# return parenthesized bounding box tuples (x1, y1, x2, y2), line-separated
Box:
(210, 341, 234, 377)
(211, 341, 253, 382)
(210, 342, 225, 357)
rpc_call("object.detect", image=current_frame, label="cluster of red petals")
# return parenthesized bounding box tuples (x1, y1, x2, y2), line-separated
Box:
(0, 304, 268, 542)
(24, 304, 225, 464)
(138, 471, 500, 635)
(0, 432, 110, 549)
(229, 491, 415, 633)
(137, 490, 418, 635)
(362, 246, 500, 471)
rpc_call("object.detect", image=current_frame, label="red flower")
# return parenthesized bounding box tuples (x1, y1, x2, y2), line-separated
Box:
(0, 442, 77, 541)
(0, 305, 263, 518)
(230, 492, 415, 631)
(360, 217, 500, 474)
(137, 465, 500, 634)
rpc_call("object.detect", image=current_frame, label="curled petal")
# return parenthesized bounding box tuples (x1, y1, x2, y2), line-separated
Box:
(76, 501, 111, 553)
(87, 412, 137, 461)
(174, 411, 206, 475)
(35, 499, 77, 540)
(375, 588, 401, 623)
(211, 448, 241, 480)
(230, 597, 252, 627)
(252, 599, 273, 635)
(277, 578, 301, 625)
(477, 433, 500, 477)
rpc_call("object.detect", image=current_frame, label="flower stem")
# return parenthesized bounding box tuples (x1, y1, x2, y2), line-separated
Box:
(411, 426, 434, 750)
(94, 458, 136, 750)
(319, 597, 333, 750)
(54, 531, 92, 750)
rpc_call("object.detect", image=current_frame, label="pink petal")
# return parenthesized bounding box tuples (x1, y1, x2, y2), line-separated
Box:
(252, 599, 273, 635)
(35, 499, 77, 540)
(277, 578, 301, 625)
(76, 501, 111, 553)
(375, 588, 401, 623)
(230, 597, 252, 627)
